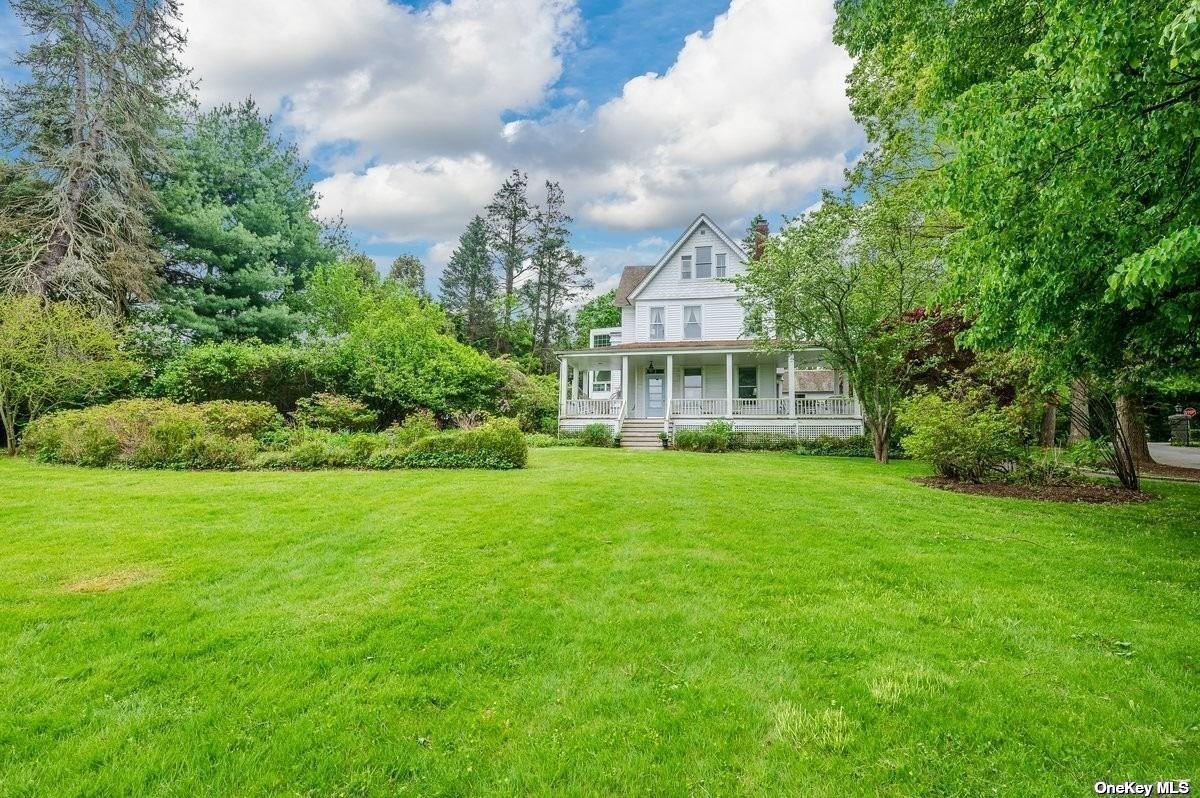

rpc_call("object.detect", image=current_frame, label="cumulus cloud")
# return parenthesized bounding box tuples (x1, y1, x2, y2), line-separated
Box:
(178, 0, 859, 256)
(180, 0, 581, 159)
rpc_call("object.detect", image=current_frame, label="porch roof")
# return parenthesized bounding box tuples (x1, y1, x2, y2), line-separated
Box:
(556, 339, 818, 357)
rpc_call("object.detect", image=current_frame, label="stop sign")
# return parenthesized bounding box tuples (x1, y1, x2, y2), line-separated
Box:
(1186, 407, 1197, 418)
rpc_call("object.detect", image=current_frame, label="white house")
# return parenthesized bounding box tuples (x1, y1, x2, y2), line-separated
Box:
(557, 213, 864, 449)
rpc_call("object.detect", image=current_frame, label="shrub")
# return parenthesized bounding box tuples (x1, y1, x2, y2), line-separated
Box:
(1063, 438, 1113, 469)
(292, 393, 378, 432)
(525, 433, 581, 448)
(199, 401, 283, 439)
(182, 434, 258, 470)
(493, 361, 558, 432)
(898, 391, 1024, 481)
(794, 434, 898, 458)
(576, 423, 616, 448)
(153, 341, 332, 411)
(673, 420, 736, 452)
(402, 418, 527, 469)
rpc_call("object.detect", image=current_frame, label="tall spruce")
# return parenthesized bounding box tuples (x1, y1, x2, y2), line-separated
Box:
(0, 0, 191, 312)
(440, 216, 497, 349)
(524, 181, 592, 370)
(484, 170, 535, 344)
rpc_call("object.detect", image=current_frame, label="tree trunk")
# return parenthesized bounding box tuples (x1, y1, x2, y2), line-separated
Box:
(1040, 396, 1058, 448)
(0, 403, 16, 456)
(1068, 378, 1090, 444)
(867, 415, 890, 464)
(1117, 394, 1153, 464)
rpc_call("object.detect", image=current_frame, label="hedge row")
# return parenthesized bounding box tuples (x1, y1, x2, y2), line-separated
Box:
(23, 400, 526, 471)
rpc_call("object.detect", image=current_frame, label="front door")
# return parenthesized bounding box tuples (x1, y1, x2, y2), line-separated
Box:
(645, 374, 665, 418)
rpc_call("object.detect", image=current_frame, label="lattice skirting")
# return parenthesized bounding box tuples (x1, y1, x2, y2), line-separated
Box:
(670, 420, 864, 441)
(559, 419, 620, 435)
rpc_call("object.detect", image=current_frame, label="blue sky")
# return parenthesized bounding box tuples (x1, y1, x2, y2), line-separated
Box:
(0, 0, 862, 295)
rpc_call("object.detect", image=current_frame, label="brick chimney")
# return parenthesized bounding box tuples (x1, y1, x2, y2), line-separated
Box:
(753, 219, 769, 260)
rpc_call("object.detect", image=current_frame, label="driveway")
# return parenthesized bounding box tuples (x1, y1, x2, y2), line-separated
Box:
(1149, 442, 1200, 470)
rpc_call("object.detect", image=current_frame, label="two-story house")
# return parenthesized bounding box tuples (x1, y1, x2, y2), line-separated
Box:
(557, 213, 864, 449)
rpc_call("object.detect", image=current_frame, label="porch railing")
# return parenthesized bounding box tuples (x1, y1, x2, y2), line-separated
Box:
(732, 398, 789, 416)
(796, 397, 857, 417)
(671, 398, 726, 416)
(562, 398, 621, 417)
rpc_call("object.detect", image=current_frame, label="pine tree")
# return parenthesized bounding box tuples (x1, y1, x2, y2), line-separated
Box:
(484, 170, 535, 343)
(523, 182, 592, 370)
(0, 0, 191, 312)
(388, 255, 426, 297)
(439, 217, 497, 348)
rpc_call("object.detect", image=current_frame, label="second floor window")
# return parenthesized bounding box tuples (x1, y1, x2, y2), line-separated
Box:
(695, 246, 712, 278)
(649, 306, 665, 340)
(681, 255, 692, 280)
(715, 253, 726, 277)
(592, 333, 611, 348)
(683, 305, 702, 339)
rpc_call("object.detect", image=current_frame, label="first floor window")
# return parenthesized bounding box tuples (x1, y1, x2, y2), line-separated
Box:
(683, 305, 702, 339)
(649, 306, 665, 340)
(715, 253, 727, 277)
(683, 367, 702, 399)
(592, 369, 612, 394)
(738, 366, 758, 399)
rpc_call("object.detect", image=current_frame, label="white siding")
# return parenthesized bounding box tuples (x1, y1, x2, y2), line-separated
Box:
(620, 306, 635, 341)
(635, 224, 748, 302)
(631, 297, 746, 342)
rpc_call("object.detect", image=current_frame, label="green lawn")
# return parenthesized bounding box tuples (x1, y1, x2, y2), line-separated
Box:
(2, 450, 1198, 796)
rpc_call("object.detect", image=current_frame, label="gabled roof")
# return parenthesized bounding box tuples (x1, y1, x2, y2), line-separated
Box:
(626, 213, 749, 304)
(614, 265, 652, 307)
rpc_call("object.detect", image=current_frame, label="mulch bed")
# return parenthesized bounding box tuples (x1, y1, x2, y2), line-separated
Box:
(1140, 463, 1200, 482)
(913, 476, 1153, 504)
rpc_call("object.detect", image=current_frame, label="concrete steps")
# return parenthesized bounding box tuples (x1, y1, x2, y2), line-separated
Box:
(620, 420, 666, 450)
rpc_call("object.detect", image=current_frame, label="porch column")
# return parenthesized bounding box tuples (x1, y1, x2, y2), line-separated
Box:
(725, 353, 734, 417)
(787, 353, 796, 419)
(621, 355, 629, 409)
(665, 354, 674, 432)
(571, 364, 579, 400)
(559, 357, 568, 413)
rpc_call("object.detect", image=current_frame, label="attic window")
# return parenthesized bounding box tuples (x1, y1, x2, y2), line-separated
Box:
(715, 253, 726, 277)
(695, 247, 712, 279)
(681, 255, 692, 280)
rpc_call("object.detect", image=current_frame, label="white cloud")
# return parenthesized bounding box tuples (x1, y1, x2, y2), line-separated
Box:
(178, 0, 859, 270)
(180, 0, 581, 159)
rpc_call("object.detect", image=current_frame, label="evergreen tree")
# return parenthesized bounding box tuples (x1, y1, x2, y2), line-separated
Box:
(439, 216, 497, 349)
(0, 0, 190, 312)
(523, 182, 592, 370)
(485, 170, 535, 343)
(388, 255, 427, 297)
(153, 100, 342, 342)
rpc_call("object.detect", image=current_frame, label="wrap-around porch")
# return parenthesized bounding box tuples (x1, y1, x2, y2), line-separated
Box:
(557, 346, 861, 428)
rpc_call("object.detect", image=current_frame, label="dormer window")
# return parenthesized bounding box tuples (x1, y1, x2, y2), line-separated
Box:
(695, 247, 712, 279)
(681, 255, 692, 280)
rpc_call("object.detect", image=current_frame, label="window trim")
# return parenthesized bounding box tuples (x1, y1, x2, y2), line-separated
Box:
(695, 246, 712, 279)
(715, 253, 726, 277)
(591, 333, 611, 348)
(683, 305, 702, 340)
(592, 369, 612, 394)
(681, 255, 692, 280)
(649, 306, 666, 340)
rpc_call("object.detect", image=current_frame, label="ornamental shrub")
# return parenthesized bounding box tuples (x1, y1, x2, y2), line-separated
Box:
(401, 418, 527, 469)
(292, 393, 378, 432)
(525, 433, 581, 448)
(492, 361, 559, 432)
(199, 400, 283, 439)
(576, 423, 616, 448)
(897, 390, 1024, 481)
(673, 420, 736, 452)
(153, 341, 332, 411)
(794, 434, 900, 458)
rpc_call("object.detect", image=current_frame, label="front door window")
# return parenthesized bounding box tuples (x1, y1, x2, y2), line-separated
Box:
(646, 374, 665, 417)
